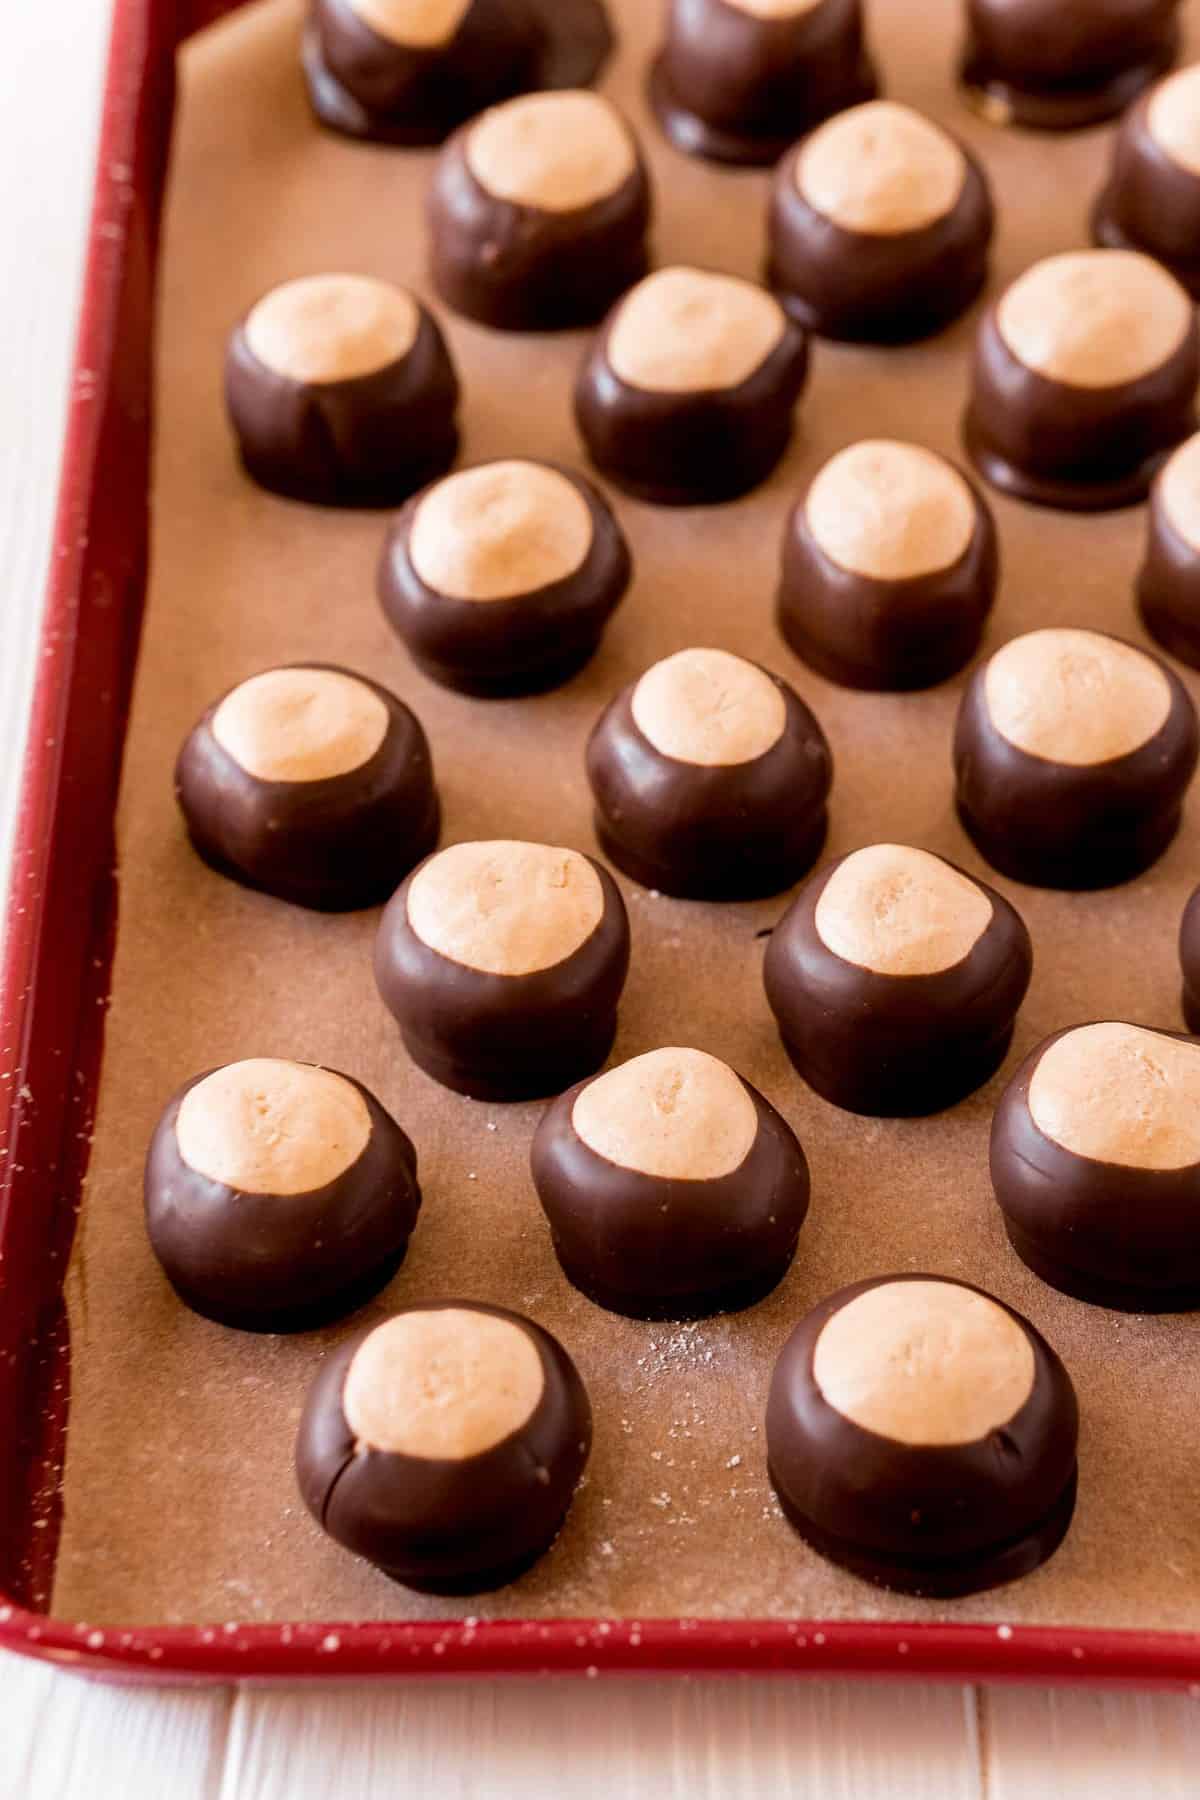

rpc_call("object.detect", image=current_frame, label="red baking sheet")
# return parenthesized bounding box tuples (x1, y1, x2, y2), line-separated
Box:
(2, 0, 1200, 1687)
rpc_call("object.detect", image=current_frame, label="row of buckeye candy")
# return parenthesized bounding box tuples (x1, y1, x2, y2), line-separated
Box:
(207, 398, 1200, 760)
(372, 439, 1002, 699)
(226, 239, 1200, 519)
(176, 617, 1200, 921)
(144, 1052, 1082, 1599)
(303, 0, 1195, 165)
(145, 995, 1200, 1337)
(328, 64, 1200, 340)
(415, 91, 990, 344)
(373, 436, 1200, 698)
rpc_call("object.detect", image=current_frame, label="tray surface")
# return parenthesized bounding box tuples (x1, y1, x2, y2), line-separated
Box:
(3, 0, 1200, 1684)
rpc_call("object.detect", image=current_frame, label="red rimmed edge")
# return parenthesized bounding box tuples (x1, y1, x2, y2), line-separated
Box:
(0, 0, 1198, 1688)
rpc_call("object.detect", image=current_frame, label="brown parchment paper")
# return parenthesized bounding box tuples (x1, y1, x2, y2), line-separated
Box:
(52, 0, 1200, 1631)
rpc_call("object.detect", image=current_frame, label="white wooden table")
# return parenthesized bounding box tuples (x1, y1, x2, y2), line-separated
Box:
(1, 5, 1198, 1793)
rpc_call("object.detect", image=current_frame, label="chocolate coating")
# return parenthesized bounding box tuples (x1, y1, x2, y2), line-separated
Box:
(379, 462, 631, 696)
(648, 0, 878, 168)
(586, 669, 832, 899)
(427, 110, 651, 332)
(1182, 885, 1200, 1030)
(175, 665, 440, 912)
(953, 641, 1199, 889)
(531, 1071, 810, 1319)
(1093, 85, 1200, 295)
(964, 286, 1200, 513)
(304, 0, 537, 145)
(303, 0, 614, 147)
(777, 463, 998, 690)
(1137, 450, 1200, 669)
(145, 1069, 420, 1333)
(574, 285, 809, 507)
(766, 133, 993, 344)
(991, 1026, 1200, 1309)
(225, 295, 459, 508)
(296, 1301, 591, 1592)
(767, 1274, 1079, 1597)
(959, 0, 1180, 130)
(763, 853, 1032, 1116)
(374, 854, 630, 1100)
